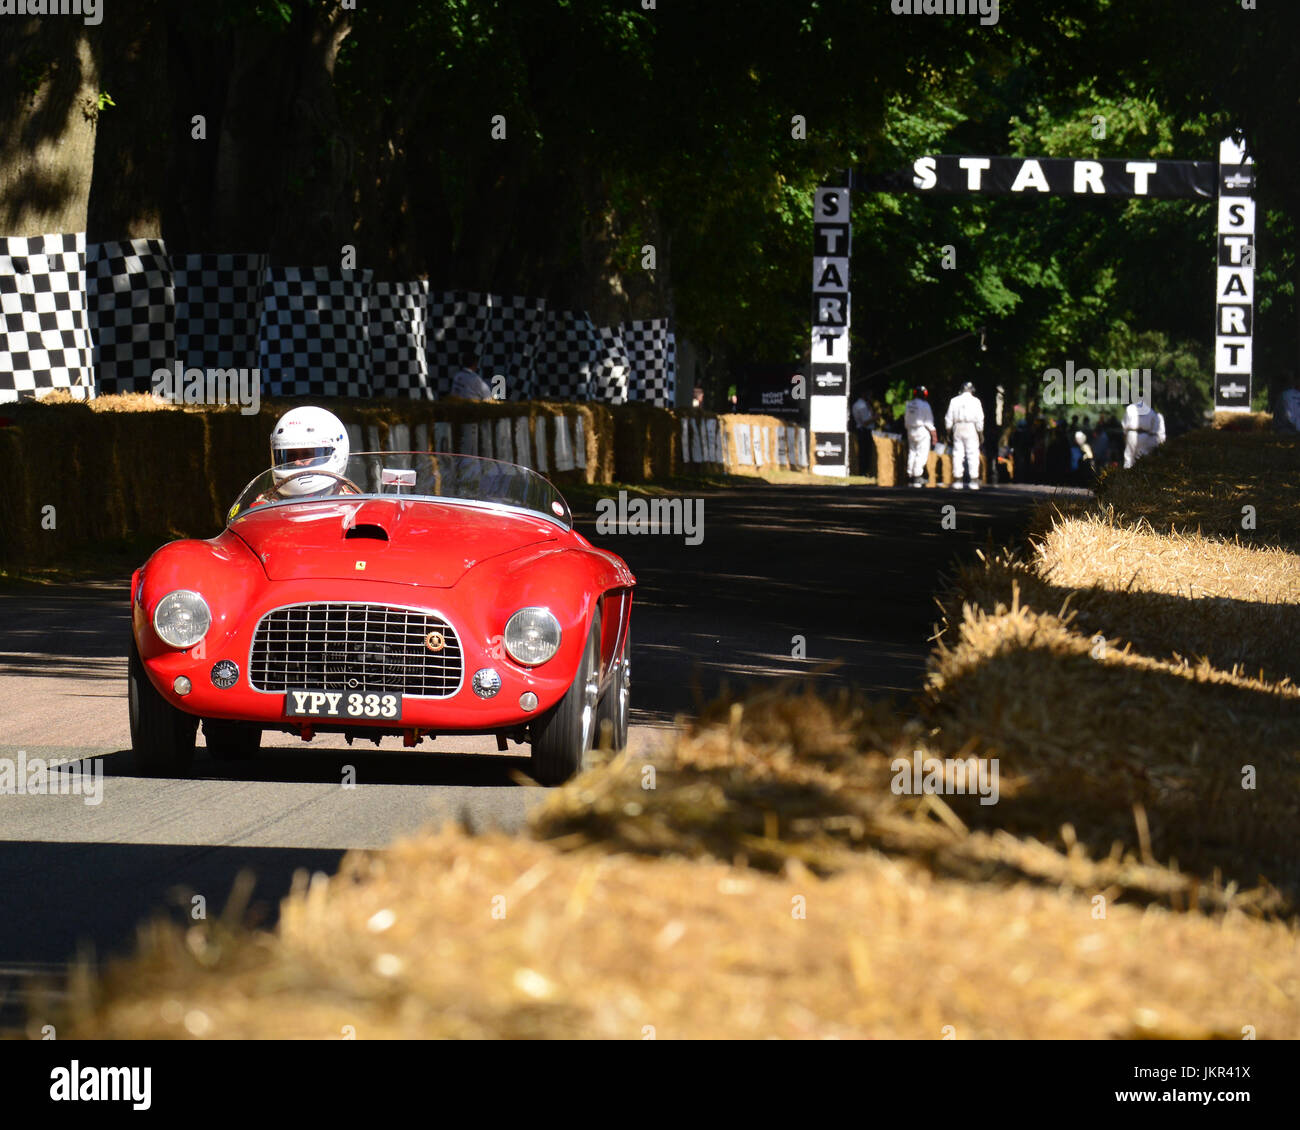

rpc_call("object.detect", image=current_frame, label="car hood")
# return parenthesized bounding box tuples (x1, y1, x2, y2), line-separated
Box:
(229, 497, 561, 587)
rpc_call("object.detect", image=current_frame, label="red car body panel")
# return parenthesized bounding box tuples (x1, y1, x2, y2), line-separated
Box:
(131, 494, 634, 740)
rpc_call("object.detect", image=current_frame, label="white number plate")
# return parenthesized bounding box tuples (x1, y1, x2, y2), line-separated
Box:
(284, 690, 403, 720)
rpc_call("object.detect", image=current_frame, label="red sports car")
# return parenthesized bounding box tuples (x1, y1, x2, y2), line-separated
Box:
(128, 451, 635, 785)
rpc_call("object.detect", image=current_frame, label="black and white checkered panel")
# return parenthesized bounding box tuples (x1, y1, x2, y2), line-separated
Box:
(591, 324, 631, 404)
(622, 318, 675, 408)
(86, 239, 174, 394)
(257, 267, 373, 398)
(425, 291, 490, 398)
(173, 253, 267, 374)
(532, 310, 601, 401)
(0, 233, 95, 403)
(369, 280, 432, 398)
(480, 294, 547, 400)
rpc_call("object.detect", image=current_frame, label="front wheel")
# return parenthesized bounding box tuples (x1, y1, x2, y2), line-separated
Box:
(202, 719, 262, 761)
(595, 623, 630, 752)
(128, 638, 197, 777)
(528, 612, 601, 786)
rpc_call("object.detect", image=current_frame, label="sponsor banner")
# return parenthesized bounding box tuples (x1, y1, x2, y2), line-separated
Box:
(1215, 374, 1251, 408)
(861, 157, 1217, 198)
(812, 431, 846, 466)
(811, 362, 847, 397)
(1219, 163, 1256, 196)
(737, 362, 806, 420)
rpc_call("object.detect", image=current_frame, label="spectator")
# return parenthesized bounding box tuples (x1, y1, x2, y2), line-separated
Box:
(1089, 420, 1110, 467)
(1274, 373, 1300, 432)
(1011, 419, 1031, 483)
(851, 393, 875, 476)
(1072, 429, 1096, 486)
(1103, 412, 1123, 465)
(450, 350, 493, 400)
(1046, 421, 1071, 483)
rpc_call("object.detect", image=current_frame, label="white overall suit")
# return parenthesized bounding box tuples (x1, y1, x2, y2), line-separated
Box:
(944, 390, 984, 488)
(1122, 401, 1163, 468)
(903, 397, 935, 484)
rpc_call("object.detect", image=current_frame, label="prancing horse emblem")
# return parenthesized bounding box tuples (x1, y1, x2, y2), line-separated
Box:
(425, 631, 446, 652)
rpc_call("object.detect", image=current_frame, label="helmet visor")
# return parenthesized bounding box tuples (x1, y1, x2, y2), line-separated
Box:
(273, 445, 335, 469)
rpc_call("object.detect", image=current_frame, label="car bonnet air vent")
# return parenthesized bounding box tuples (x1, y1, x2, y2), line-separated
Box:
(345, 523, 389, 541)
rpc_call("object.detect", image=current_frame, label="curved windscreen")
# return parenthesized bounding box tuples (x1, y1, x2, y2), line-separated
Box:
(227, 452, 573, 528)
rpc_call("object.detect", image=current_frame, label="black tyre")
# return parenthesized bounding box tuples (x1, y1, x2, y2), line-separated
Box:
(127, 637, 198, 776)
(595, 622, 630, 752)
(202, 718, 262, 761)
(529, 611, 601, 786)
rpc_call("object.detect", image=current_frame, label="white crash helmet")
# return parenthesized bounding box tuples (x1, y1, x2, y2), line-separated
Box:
(270, 407, 349, 495)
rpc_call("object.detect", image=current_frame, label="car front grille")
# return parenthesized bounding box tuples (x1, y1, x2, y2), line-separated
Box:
(249, 603, 463, 697)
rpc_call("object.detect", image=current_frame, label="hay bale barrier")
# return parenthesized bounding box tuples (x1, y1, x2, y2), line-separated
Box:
(0, 397, 800, 570)
(39, 424, 1300, 1039)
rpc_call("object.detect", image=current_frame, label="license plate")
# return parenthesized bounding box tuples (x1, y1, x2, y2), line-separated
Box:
(283, 690, 403, 720)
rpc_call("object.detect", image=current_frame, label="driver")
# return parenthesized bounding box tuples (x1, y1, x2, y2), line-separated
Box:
(249, 406, 357, 507)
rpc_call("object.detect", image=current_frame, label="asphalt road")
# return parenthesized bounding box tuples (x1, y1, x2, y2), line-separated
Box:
(0, 481, 1067, 1029)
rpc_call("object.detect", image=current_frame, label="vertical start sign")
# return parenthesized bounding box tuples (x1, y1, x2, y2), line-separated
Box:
(1215, 138, 1255, 412)
(811, 184, 850, 475)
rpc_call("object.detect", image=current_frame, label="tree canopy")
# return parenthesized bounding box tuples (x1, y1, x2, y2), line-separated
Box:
(2, 0, 1296, 412)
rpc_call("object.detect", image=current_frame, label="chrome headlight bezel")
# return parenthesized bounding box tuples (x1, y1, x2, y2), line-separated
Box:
(503, 607, 562, 667)
(152, 589, 212, 650)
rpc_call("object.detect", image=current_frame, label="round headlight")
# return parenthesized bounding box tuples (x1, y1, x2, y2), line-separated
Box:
(503, 607, 562, 667)
(153, 589, 211, 649)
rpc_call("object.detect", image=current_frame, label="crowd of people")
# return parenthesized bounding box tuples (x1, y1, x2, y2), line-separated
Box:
(853, 385, 1169, 488)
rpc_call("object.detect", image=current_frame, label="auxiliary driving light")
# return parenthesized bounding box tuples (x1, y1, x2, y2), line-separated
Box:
(472, 668, 502, 699)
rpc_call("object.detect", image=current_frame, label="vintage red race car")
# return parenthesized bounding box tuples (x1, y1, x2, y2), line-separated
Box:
(128, 451, 634, 785)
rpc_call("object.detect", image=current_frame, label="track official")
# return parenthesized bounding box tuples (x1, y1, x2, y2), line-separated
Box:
(903, 386, 937, 488)
(1122, 398, 1165, 468)
(944, 381, 985, 490)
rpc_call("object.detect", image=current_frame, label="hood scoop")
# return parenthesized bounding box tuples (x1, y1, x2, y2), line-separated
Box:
(343, 499, 397, 543)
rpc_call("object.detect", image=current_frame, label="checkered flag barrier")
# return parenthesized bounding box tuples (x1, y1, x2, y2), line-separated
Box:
(257, 267, 373, 397)
(622, 318, 675, 407)
(0, 233, 95, 403)
(369, 280, 433, 398)
(591, 324, 631, 404)
(480, 294, 547, 400)
(533, 310, 601, 400)
(425, 291, 490, 397)
(86, 239, 175, 394)
(174, 253, 267, 374)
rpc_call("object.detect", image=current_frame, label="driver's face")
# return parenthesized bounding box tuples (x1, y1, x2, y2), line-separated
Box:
(275, 445, 332, 469)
